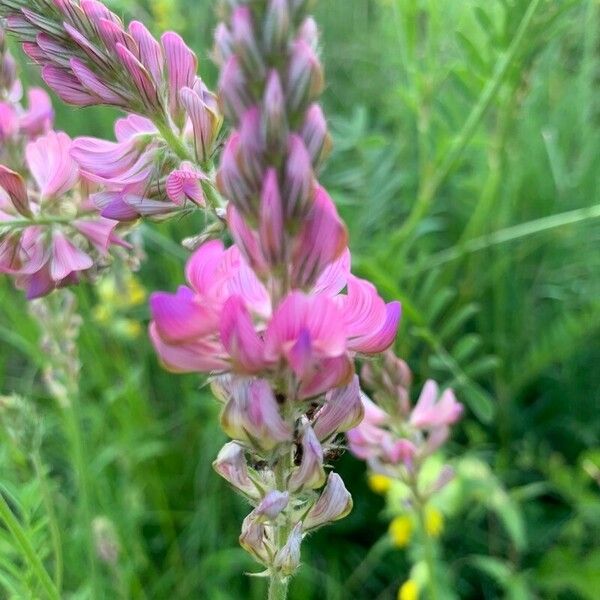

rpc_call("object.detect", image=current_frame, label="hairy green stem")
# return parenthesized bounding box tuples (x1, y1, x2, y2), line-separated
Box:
(0, 491, 60, 600)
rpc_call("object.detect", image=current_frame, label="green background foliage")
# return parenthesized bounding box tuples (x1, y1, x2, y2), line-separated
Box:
(1, 0, 599, 598)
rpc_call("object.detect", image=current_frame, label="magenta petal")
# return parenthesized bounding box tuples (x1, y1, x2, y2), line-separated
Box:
(149, 322, 228, 373)
(0, 165, 31, 217)
(150, 286, 218, 343)
(298, 355, 354, 399)
(313, 376, 364, 440)
(50, 232, 93, 281)
(350, 300, 401, 354)
(185, 239, 225, 293)
(227, 204, 266, 275)
(219, 296, 266, 373)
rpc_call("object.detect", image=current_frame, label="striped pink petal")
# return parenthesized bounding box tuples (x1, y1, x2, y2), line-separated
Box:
(50, 231, 93, 281)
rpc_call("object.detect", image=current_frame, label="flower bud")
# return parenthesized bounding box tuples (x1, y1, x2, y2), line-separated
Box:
(217, 133, 254, 216)
(283, 134, 314, 223)
(289, 423, 326, 492)
(304, 473, 352, 530)
(264, 0, 291, 55)
(254, 490, 289, 522)
(313, 376, 363, 441)
(263, 70, 288, 151)
(259, 168, 285, 267)
(213, 441, 260, 500)
(219, 55, 252, 124)
(214, 23, 234, 67)
(238, 106, 265, 189)
(298, 16, 319, 50)
(300, 104, 331, 167)
(273, 522, 302, 577)
(239, 513, 272, 565)
(287, 38, 324, 113)
(231, 6, 265, 78)
(220, 378, 292, 452)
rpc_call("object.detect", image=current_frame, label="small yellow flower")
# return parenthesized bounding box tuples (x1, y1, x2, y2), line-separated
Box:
(368, 473, 393, 495)
(389, 515, 413, 548)
(425, 506, 444, 538)
(125, 276, 146, 307)
(398, 579, 419, 600)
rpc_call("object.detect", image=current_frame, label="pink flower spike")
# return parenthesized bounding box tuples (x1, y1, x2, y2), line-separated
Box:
(292, 185, 347, 289)
(161, 32, 197, 126)
(26, 131, 79, 199)
(166, 164, 206, 207)
(19, 89, 54, 137)
(0, 166, 31, 217)
(220, 296, 266, 373)
(50, 231, 93, 281)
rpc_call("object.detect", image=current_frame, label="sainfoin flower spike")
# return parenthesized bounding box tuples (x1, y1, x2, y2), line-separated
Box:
(0, 1, 224, 224)
(145, 1, 401, 596)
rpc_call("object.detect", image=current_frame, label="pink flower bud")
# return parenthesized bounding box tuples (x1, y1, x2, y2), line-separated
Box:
(213, 441, 260, 500)
(264, 0, 291, 54)
(180, 84, 222, 164)
(129, 21, 164, 86)
(162, 32, 198, 127)
(291, 185, 347, 289)
(254, 490, 289, 521)
(263, 70, 287, 150)
(287, 38, 324, 113)
(283, 134, 314, 222)
(219, 55, 251, 124)
(259, 168, 285, 267)
(220, 377, 292, 451)
(238, 106, 265, 189)
(303, 473, 352, 530)
(227, 204, 268, 276)
(289, 423, 326, 492)
(298, 16, 319, 50)
(214, 23, 234, 67)
(217, 133, 255, 217)
(42, 65, 98, 107)
(301, 104, 331, 167)
(239, 513, 272, 565)
(273, 522, 302, 576)
(231, 6, 264, 78)
(313, 376, 364, 441)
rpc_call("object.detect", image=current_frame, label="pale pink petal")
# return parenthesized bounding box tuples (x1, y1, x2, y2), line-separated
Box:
(50, 231, 93, 281)
(185, 239, 226, 293)
(26, 131, 79, 198)
(73, 218, 129, 255)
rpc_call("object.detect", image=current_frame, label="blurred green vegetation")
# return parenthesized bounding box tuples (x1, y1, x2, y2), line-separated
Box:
(1, 0, 599, 598)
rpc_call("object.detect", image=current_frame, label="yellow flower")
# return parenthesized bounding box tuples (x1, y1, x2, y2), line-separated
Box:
(425, 507, 444, 538)
(368, 473, 393, 495)
(125, 276, 146, 307)
(398, 579, 419, 600)
(389, 515, 413, 548)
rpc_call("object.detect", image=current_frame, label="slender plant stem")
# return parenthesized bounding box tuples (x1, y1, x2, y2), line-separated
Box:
(389, 0, 544, 252)
(415, 501, 438, 600)
(0, 491, 60, 600)
(62, 397, 102, 597)
(31, 452, 63, 593)
(344, 535, 392, 593)
(268, 453, 292, 600)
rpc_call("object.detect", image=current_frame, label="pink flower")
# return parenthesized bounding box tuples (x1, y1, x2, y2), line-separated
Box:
(409, 380, 463, 430)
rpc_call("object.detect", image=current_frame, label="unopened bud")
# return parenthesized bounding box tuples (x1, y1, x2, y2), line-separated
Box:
(264, 0, 291, 55)
(239, 513, 272, 565)
(300, 104, 331, 167)
(287, 38, 324, 113)
(273, 522, 302, 576)
(219, 55, 252, 124)
(313, 376, 364, 441)
(231, 6, 265, 78)
(283, 134, 314, 223)
(289, 423, 326, 492)
(254, 490, 289, 521)
(304, 473, 352, 530)
(263, 70, 288, 151)
(259, 168, 285, 267)
(213, 441, 260, 500)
